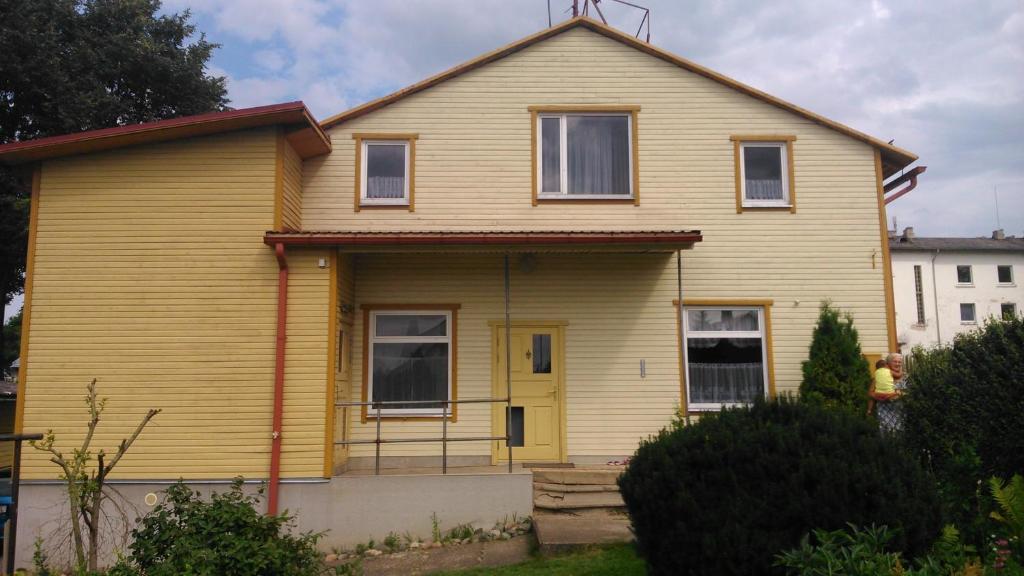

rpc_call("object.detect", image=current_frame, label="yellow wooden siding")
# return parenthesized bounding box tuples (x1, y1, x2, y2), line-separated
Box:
(348, 253, 687, 458)
(308, 26, 891, 457)
(20, 128, 329, 480)
(281, 139, 303, 230)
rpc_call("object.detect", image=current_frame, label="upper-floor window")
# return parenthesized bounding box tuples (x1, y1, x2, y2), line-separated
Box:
(997, 265, 1014, 285)
(731, 135, 796, 213)
(362, 141, 409, 204)
(353, 133, 418, 212)
(535, 112, 634, 200)
(956, 265, 973, 285)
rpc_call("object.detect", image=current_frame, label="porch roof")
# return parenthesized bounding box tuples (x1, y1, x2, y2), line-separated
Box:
(263, 230, 702, 252)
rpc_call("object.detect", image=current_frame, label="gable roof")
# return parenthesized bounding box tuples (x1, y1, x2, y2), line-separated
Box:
(0, 101, 331, 166)
(321, 16, 917, 178)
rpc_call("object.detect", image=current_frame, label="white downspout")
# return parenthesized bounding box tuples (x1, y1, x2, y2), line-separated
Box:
(930, 249, 941, 346)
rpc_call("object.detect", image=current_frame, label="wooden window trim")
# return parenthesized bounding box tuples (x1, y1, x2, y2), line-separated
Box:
(360, 303, 460, 422)
(323, 251, 338, 477)
(732, 135, 797, 214)
(352, 133, 418, 213)
(530, 106, 640, 206)
(672, 298, 776, 414)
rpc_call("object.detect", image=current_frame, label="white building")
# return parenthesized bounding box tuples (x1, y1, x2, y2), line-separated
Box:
(890, 228, 1024, 351)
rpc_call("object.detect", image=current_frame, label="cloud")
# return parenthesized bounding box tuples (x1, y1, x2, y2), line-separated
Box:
(163, 0, 1024, 237)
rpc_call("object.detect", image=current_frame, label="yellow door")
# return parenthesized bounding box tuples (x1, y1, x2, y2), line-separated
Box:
(494, 325, 563, 462)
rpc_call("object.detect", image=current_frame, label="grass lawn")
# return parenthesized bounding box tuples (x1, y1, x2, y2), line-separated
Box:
(433, 544, 645, 576)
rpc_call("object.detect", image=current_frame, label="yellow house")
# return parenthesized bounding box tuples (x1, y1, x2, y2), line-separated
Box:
(0, 17, 915, 551)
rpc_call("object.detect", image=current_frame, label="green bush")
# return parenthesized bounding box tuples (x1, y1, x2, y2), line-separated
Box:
(617, 398, 942, 576)
(903, 317, 1024, 546)
(799, 302, 872, 413)
(904, 316, 1024, 480)
(111, 479, 330, 576)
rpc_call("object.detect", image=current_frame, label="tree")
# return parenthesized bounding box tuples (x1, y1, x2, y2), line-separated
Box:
(799, 301, 872, 412)
(2, 308, 20, 371)
(0, 0, 230, 363)
(30, 379, 160, 572)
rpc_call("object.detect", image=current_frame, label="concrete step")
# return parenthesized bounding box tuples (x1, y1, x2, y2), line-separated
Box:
(533, 489, 625, 510)
(534, 482, 620, 493)
(533, 509, 633, 555)
(531, 468, 622, 486)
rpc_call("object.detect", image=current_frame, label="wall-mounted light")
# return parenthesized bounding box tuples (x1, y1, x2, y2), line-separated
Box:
(318, 257, 328, 269)
(340, 303, 355, 315)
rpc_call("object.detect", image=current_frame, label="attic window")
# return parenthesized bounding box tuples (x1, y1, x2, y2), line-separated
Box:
(353, 133, 418, 212)
(732, 136, 797, 213)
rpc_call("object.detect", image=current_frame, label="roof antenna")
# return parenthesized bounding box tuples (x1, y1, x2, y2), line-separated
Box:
(569, 0, 651, 42)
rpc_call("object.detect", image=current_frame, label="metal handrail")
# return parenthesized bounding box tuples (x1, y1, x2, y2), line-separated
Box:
(333, 397, 513, 475)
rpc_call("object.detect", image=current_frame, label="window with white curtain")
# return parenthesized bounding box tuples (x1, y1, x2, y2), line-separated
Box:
(684, 307, 768, 409)
(368, 311, 452, 416)
(740, 142, 790, 207)
(361, 140, 409, 204)
(537, 113, 632, 198)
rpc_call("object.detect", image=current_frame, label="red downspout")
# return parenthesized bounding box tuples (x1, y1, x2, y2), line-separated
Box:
(268, 242, 288, 515)
(884, 166, 926, 205)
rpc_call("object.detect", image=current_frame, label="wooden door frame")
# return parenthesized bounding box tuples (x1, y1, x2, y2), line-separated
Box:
(488, 320, 569, 464)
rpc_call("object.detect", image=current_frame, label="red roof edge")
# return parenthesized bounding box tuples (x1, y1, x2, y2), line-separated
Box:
(0, 101, 331, 165)
(263, 230, 703, 248)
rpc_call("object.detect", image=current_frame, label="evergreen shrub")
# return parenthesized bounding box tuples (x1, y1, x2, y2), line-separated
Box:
(617, 398, 942, 576)
(799, 302, 872, 412)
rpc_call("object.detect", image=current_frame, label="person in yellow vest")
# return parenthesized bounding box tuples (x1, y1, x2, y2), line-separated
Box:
(870, 359, 900, 401)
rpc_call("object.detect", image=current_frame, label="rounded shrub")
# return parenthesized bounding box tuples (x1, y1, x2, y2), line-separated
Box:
(617, 398, 942, 576)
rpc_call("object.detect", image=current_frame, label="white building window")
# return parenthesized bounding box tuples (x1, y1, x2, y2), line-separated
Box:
(368, 310, 452, 416)
(913, 265, 926, 325)
(740, 142, 791, 207)
(361, 140, 410, 205)
(956, 265, 973, 285)
(960, 303, 976, 324)
(997, 265, 1014, 285)
(684, 307, 769, 410)
(1002, 303, 1017, 320)
(537, 113, 633, 199)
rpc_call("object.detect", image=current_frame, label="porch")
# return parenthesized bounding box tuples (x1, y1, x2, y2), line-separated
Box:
(266, 230, 702, 476)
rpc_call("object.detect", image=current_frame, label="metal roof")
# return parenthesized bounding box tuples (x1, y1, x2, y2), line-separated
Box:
(890, 236, 1024, 252)
(0, 102, 331, 165)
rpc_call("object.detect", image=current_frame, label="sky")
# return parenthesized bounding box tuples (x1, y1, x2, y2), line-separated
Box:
(4, 0, 1023, 322)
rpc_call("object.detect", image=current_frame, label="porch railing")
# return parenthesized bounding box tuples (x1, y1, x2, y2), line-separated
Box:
(333, 397, 514, 475)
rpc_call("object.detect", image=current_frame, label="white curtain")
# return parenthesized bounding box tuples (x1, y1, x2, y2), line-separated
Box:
(745, 178, 784, 200)
(367, 176, 405, 199)
(689, 362, 764, 404)
(567, 116, 629, 194)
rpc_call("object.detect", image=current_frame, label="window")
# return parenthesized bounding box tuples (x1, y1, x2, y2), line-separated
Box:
(361, 141, 409, 204)
(367, 310, 453, 416)
(732, 136, 796, 212)
(913, 265, 926, 325)
(535, 112, 634, 200)
(684, 307, 769, 409)
(956, 265, 973, 284)
(998, 265, 1014, 284)
(1003, 303, 1017, 320)
(353, 133, 417, 212)
(960, 303, 976, 323)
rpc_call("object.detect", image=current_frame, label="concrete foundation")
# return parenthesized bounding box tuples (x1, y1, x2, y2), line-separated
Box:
(12, 471, 533, 571)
